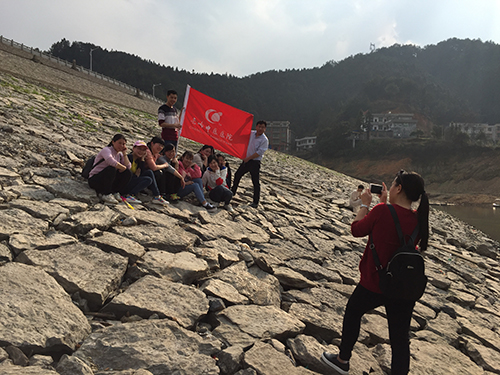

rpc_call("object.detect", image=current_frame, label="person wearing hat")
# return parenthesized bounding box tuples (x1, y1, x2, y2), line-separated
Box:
(123, 141, 169, 205)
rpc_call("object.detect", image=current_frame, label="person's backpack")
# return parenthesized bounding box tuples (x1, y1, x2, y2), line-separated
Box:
(81, 156, 104, 179)
(370, 204, 427, 301)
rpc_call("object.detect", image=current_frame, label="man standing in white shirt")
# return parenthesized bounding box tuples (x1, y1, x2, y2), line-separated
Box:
(231, 120, 269, 208)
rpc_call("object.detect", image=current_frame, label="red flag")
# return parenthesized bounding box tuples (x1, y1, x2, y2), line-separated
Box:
(179, 85, 254, 159)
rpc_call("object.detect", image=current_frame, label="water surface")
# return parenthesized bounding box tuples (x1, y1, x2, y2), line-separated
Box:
(435, 205, 500, 242)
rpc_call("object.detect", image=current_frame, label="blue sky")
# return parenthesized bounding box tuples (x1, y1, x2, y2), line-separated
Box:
(1, 0, 499, 77)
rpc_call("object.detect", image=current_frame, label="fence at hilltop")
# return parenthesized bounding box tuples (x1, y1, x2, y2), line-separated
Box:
(0, 35, 162, 104)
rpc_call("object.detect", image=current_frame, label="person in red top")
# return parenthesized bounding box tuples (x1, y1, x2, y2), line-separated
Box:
(322, 170, 429, 375)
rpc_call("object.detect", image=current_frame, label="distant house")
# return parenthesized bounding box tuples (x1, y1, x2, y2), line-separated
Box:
(448, 122, 500, 143)
(295, 136, 317, 151)
(370, 112, 417, 138)
(266, 121, 292, 152)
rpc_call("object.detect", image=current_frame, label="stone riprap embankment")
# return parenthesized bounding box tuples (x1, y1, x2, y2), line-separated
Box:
(0, 60, 499, 375)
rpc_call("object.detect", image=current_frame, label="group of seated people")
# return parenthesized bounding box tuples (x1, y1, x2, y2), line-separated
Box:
(87, 133, 234, 212)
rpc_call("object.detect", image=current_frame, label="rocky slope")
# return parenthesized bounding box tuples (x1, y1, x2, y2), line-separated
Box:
(0, 53, 500, 375)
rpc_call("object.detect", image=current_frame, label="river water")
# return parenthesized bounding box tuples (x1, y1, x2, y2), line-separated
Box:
(434, 205, 500, 242)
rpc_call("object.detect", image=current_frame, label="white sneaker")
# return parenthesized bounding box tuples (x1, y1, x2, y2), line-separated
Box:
(204, 202, 217, 213)
(152, 196, 169, 205)
(113, 192, 122, 202)
(124, 195, 142, 204)
(101, 193, 119, 204)
(224, 203, 234, 212)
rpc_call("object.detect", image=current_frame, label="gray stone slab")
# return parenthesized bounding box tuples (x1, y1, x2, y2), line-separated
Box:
(136, 250, 209, 284)
(0, 263, 91, 354)
(56, 206, 121, 235)
(101, 275, 209, 329)
(217, 304, 305, 341)
(32, 175, 98, 204)
(9, 231, 78, 255)
(74, 319, 221, 375)
(10, 198, 70, 221)
(0, 208, 49, 241)
(16, 242, 127, 309)
(86, 231, 146, 264)
(113, 225, 197, 253)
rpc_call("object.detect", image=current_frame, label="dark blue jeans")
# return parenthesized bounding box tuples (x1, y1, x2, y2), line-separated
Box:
(231, 160, 261, 205)
(178, 178, 205, 203)
(125, 169, 160, 197)
(339, 284, 415, 375)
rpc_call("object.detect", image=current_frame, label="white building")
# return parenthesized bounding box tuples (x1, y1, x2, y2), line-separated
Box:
(370, 112, 418, 138)
(295, 136, 317, 150)
(448, 122, 500, 143)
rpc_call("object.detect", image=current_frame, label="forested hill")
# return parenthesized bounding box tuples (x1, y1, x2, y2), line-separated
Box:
(49, 38, 500, 141)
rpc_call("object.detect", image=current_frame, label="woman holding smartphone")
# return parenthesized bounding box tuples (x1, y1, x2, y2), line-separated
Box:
(322, 170, 429, 375)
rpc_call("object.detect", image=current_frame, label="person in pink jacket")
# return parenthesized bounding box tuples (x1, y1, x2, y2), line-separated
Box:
(88, 134, 132, 204)
(178, 151, 216, 212)
(202, 156, 234, 212)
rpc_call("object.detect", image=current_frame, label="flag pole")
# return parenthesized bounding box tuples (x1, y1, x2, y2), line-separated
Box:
(178, 84, 191, 138)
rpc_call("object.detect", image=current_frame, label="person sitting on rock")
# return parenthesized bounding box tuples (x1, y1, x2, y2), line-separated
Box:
(178, 151, 217, 213)
(216, 153, 232, 189)
(144, 137, 185, 201)
(202, 156, 234, 212)
(158, 143, 185, 202)
(193, 144, 214, 173)
(88, 133, 132, 204)
(349, 185, 364, 213)
(124, 140, 169, 206)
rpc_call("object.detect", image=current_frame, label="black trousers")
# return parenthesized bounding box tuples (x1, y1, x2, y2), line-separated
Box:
(209, 185, 233, 205)
(231, 160, 261, 205)
(339, 284, 415, 375)
(154, 169, 181, 196)
(88, 166, 132, 196)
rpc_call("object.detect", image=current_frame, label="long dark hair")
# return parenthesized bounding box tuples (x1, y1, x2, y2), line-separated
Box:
(395, 170, 429, 251)
(147, 136, 164, 152)
(107, 133, 126, 147)
(163, 143, 175, 153)
(198, 144, 214, 155)
(180, 150, 194, 162)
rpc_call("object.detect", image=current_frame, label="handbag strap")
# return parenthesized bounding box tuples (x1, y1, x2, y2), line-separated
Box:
(387, 204, 419, 246)
(370, 236, 384, 271)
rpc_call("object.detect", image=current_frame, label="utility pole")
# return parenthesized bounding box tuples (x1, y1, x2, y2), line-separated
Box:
(89, 47, 99, 71)
(152, 83, 161, 98)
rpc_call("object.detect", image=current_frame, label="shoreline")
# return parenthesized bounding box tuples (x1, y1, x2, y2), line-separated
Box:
(427, 192, 498, 206)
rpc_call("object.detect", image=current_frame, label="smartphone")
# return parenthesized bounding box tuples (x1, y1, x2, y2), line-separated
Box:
(370, 183, 383, 195)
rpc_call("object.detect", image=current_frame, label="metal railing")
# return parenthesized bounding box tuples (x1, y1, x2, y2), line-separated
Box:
(0, 35, 163, 104)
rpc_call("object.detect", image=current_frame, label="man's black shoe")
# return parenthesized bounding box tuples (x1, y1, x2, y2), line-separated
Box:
(321, 352, 349, 375)
(250, 202, 258, 208)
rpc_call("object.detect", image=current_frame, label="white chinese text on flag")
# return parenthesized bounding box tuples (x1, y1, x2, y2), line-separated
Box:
(180, 85, 254, 159)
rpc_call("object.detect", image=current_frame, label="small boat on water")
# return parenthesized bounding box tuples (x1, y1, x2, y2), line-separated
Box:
(493, 199, 500, 208)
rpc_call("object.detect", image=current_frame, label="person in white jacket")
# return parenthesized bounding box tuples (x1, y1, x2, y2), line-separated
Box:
(202, 156, 234, 212)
